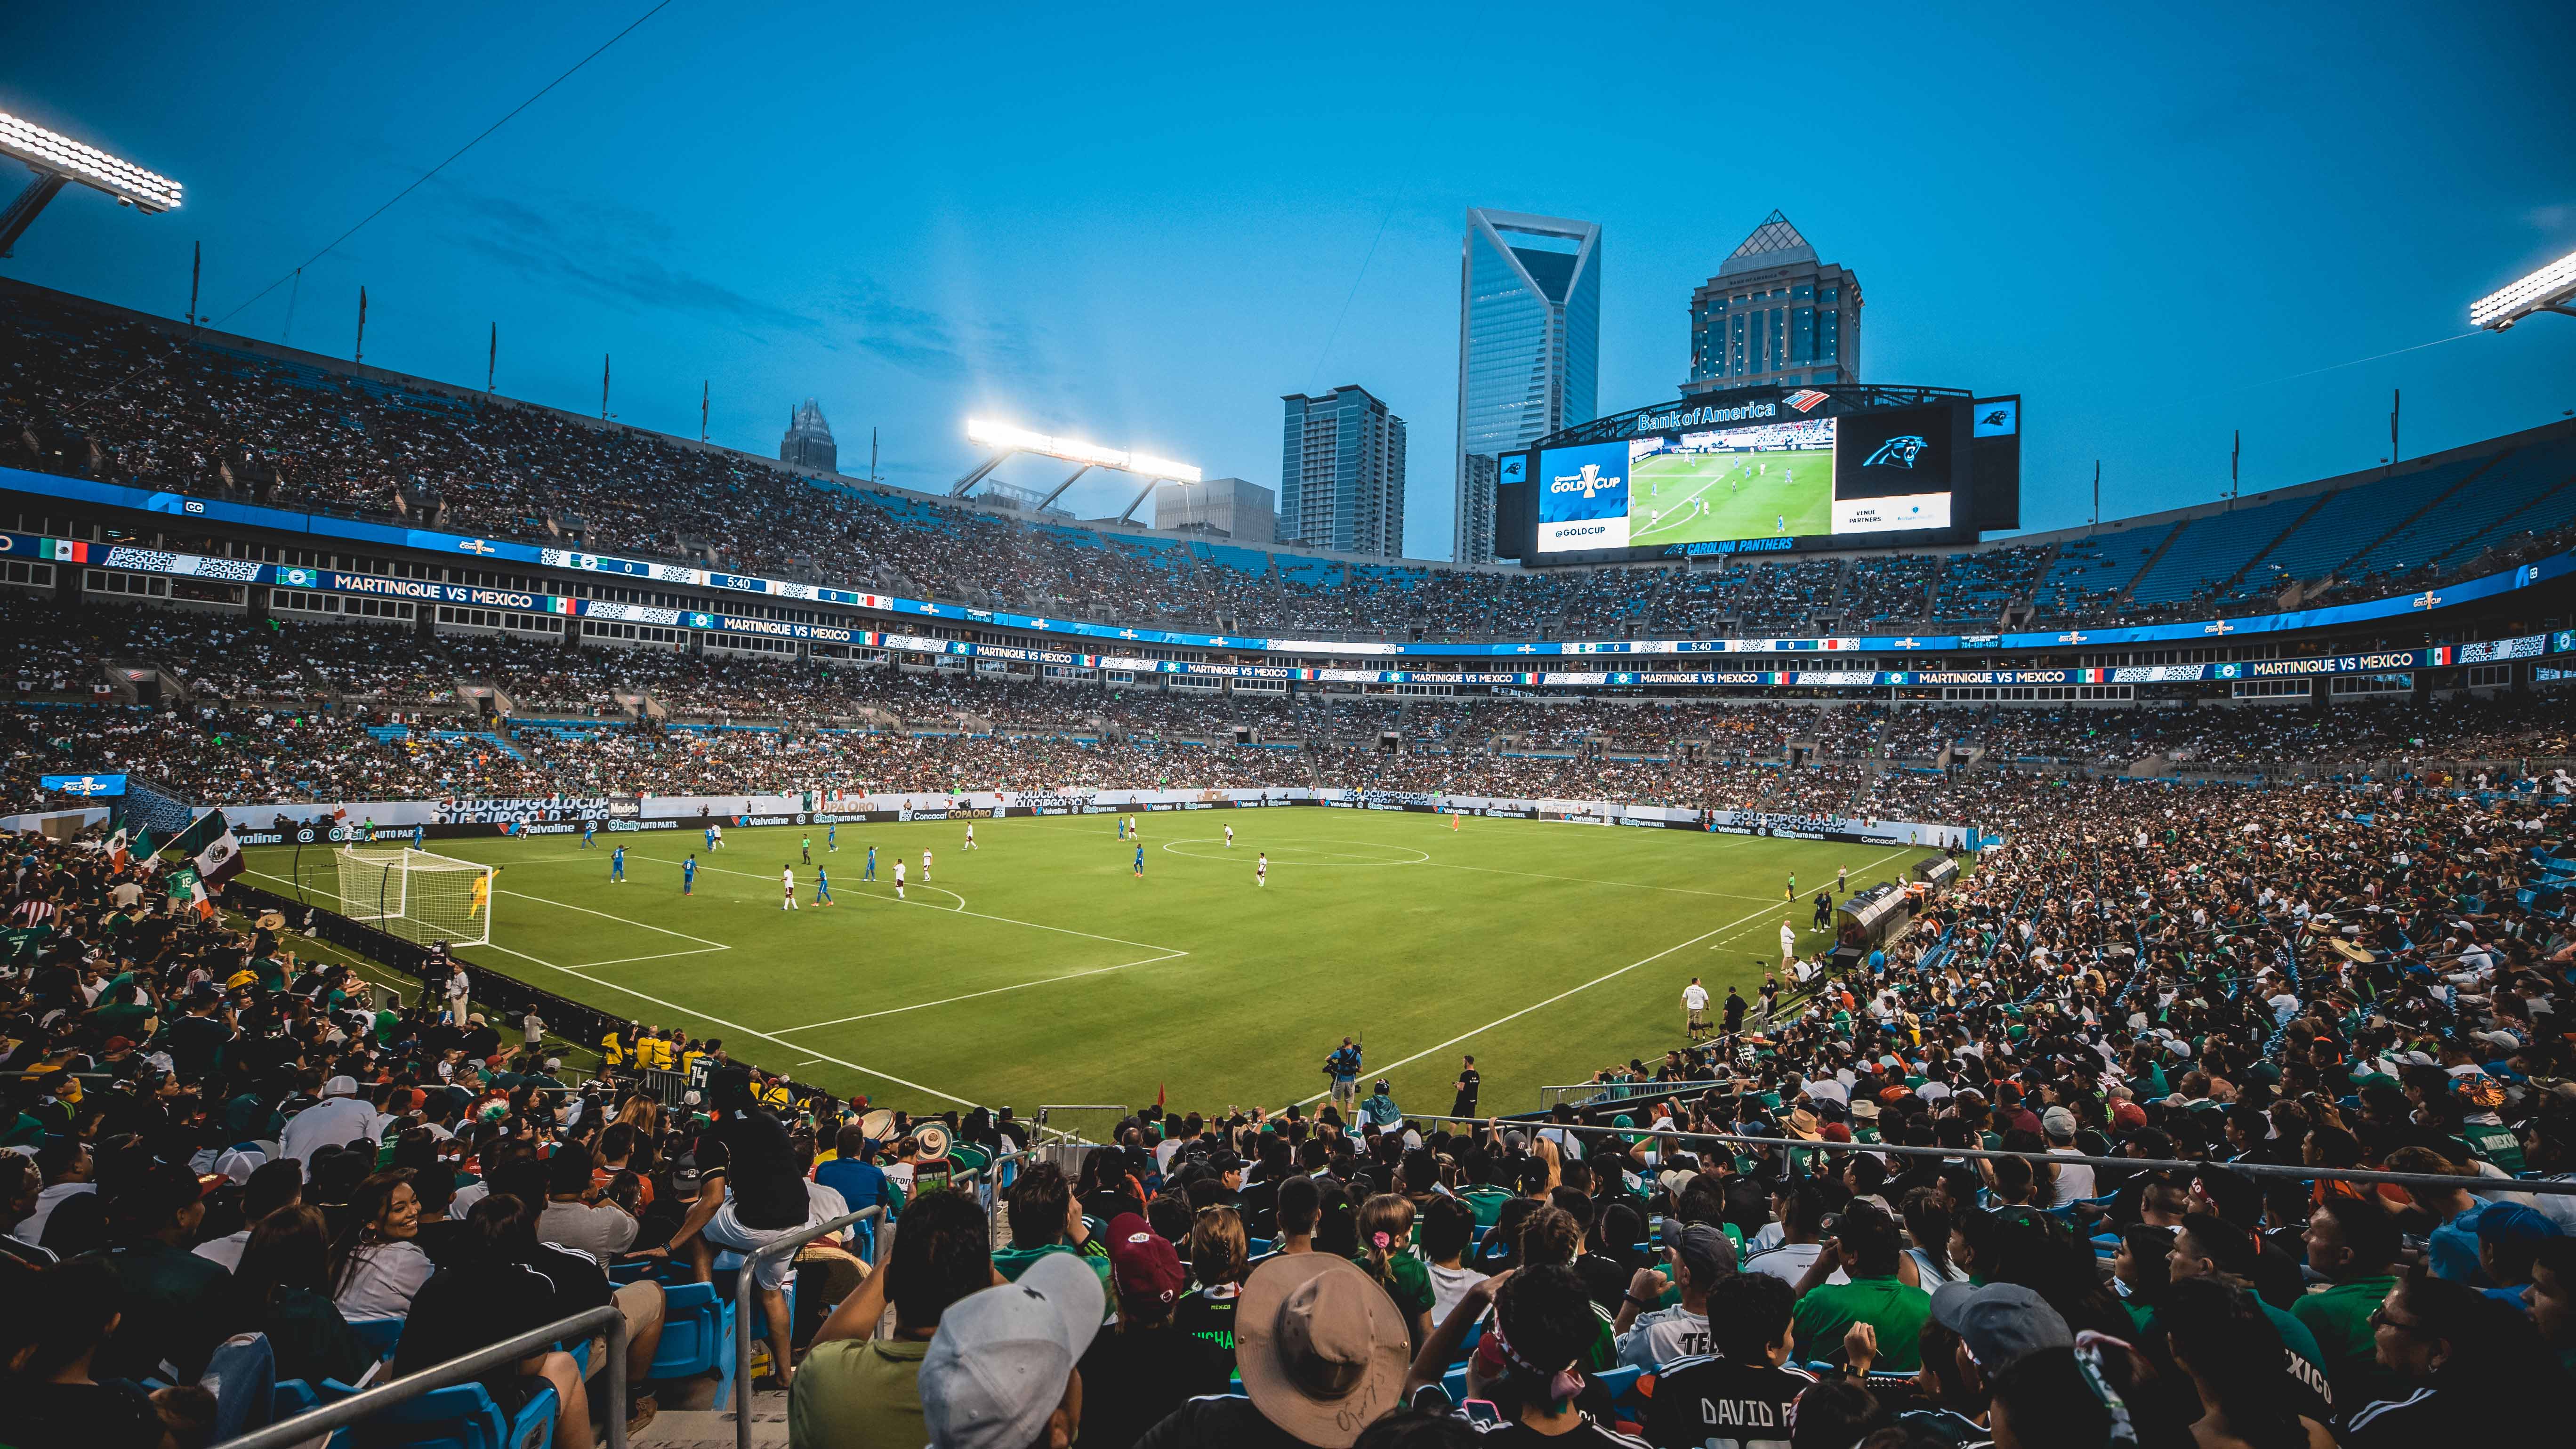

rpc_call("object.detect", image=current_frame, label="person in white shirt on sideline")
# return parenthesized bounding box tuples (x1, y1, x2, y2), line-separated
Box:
(1682, 977, 1711, 1039)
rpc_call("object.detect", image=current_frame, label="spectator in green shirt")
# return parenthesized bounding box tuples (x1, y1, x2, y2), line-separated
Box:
(988, 1160, 1111, 1308)
(788, 1188, 990, 1449)
(1790, 1201, 1933, 1371)
(2290, 1192, 2403, 1410)
(1351, 1192, 1433, 1353)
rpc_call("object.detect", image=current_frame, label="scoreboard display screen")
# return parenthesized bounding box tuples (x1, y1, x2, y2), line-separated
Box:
(1530, 401, 1964, 557)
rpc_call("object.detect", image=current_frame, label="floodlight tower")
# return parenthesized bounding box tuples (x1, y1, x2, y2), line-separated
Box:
(953, 418, 1201, 522)
(2471, 248, 2576, 331)
(0, 110, 183, 258)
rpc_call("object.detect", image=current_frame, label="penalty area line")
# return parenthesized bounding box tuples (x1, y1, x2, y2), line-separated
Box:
(1291, 897, 1789, 1108)
(480, 940, 989, 1110)
(774, 949, 1191, 1033)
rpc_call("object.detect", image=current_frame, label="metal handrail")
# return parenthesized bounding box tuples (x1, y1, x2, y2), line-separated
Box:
(731, 1205, 885, 1449)
(218, 1302, 626, 1449)
(1405, 1112, 2576, 1196)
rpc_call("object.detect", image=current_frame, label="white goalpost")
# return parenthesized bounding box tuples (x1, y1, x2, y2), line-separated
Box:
(336, 847, 496, 948)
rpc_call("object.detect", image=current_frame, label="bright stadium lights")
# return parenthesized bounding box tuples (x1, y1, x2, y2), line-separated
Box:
(965, 418, 1202, 482)
(0, 110, 184, 212)
(2470, 247, 2576, 331)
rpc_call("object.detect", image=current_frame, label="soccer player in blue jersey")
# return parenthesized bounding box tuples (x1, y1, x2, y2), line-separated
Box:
(582, 819, 596, 848)
(610, 845, 625, 883)
(705, 824, 717, 852)
(683, 855, 697, 895)
(1134, 843, 1145, 879)
(828, 822, 837, 852)
(815, 866, 833, 906)
(411, 823, 425, 851)
(863, 845, 877, 881)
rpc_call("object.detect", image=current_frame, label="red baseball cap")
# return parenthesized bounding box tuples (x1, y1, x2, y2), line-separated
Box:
(1105, 1212, 1186, 1309)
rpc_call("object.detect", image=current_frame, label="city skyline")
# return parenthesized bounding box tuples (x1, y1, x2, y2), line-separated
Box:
(4, 4, 2571, 560)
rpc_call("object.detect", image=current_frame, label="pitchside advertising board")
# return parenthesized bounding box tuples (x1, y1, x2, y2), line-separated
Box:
(1515, 388, 2001, 563)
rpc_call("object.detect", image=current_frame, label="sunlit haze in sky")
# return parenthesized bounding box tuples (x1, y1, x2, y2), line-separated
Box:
(8, 2, 2573, 559)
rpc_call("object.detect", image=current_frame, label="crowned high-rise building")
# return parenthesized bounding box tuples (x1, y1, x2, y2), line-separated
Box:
(779, 397, 837, 473)
(1454, 209, 1600, 564)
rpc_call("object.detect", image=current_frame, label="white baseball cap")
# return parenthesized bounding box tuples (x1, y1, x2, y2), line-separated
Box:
(920, 1253, 1103, 1449)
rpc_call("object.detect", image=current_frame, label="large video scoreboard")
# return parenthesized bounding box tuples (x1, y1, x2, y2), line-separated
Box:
(1496, 384, 2020, 564)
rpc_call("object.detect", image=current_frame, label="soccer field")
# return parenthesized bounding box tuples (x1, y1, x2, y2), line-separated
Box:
(1628, 448, 1835, 545)
(242, 812, 1915, 1118)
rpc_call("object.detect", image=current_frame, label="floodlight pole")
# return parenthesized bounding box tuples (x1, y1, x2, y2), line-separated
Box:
(1031, 465, 1091, 513)
(950, 451, 1011, 497)
(1117, 475, 1167, 524)
(0, 168, 66, 258)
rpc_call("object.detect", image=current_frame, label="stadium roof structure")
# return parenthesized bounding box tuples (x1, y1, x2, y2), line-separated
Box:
(1716, 209, 1817, 277)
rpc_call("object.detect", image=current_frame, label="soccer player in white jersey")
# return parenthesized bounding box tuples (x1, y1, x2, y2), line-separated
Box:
(893, 858, 906, 900)
(963, 822, 977, 851)
(781, 864, 798, 910)
(1256, 852, 1267, 887)
(1225, 824, 1235, 848)
(922, 848, 933, 882)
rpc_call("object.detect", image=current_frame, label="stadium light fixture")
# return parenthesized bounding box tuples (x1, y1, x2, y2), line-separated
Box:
(0, 110, 183, 212)
(965, 418, 1201, 482)
(2470, 247, 2576, 331)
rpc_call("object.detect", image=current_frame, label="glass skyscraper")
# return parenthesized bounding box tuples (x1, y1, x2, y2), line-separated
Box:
(1455, 209, 1599, 564)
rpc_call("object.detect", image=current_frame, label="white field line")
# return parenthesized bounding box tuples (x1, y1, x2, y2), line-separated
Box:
(1293, 847, 1914, 1106)
(481, 939, 989, 1109)
(775, 949, 1190, 1034)
(564, 945, 734, 970)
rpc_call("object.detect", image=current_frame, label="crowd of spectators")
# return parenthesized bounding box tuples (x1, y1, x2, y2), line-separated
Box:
(9, 740, 2576, 1449)
(9, 284, 2566, 645)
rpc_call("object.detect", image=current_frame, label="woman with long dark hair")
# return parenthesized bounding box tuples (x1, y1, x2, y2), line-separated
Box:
(327, 1169, 431, 1319)
(230, 1205, 373, 1386)
(1351, 1193, 1433, 1352)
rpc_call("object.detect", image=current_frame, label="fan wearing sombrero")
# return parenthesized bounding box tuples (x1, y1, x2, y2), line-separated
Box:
(1130, 1251, 1410, 1449)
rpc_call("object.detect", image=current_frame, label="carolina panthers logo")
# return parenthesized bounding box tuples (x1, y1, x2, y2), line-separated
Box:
(1980, 409, 2011, 428)
(1864, 435, 1929, 468)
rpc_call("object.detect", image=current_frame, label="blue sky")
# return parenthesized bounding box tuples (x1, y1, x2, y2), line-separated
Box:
(7, 2, 2572, 559)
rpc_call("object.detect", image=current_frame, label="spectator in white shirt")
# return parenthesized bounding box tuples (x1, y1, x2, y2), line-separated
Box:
(1614, 1223, 1733, 1368)
(279, 1075, 375, 1165)
(329, 1168, 435, 1318)
(2042, 1107, 2097, 1202)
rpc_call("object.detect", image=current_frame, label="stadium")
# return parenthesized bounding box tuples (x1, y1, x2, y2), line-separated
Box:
(5, 15, 2576, 1449)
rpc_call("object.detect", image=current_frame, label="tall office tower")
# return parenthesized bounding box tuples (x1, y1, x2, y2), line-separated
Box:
(779, 398, 837, 472)
(1281, 386, 1408, 558)
(1682, 210, 1862, 397)
(1455, 209, 1600, 564)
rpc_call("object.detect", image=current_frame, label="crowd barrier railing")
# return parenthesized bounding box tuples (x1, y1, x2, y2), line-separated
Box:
(218, 1303, 627, 1449)
(1400, 1113, 2576, 1197)
(731, 1205, 884, 1449)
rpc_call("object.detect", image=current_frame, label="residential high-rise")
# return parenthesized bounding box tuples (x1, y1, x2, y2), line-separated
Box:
(1682, 210, 1861, 397)
(779, 398, 837, 472)
(1152, 475, 1277, 544)
(1281, 386, 1407, 558)
(1455, 209, 1600, 564)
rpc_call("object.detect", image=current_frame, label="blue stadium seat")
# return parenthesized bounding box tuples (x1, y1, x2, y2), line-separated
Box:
(650, 1280, 738, 1408)
(347, 1315, 406, 1362)
(364, 1380, 559, 1449)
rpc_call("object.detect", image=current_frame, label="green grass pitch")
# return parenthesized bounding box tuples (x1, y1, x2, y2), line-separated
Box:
(242, 812, 1915, 1119)
(1627, 448, 1835, 546)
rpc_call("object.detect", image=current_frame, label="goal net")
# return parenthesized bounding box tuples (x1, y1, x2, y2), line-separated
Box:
(336, 847, 496, 948)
